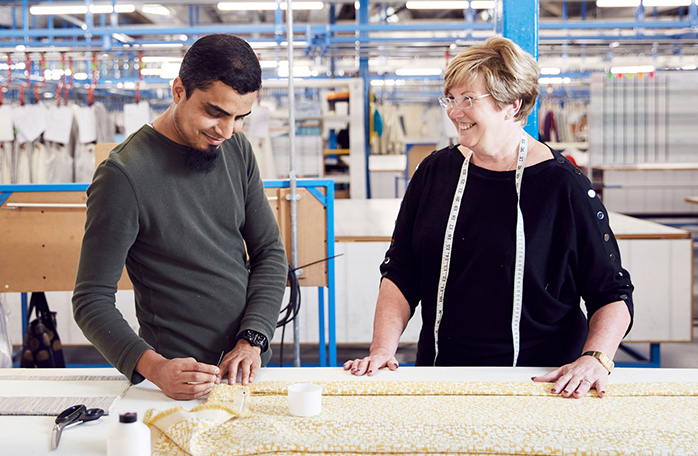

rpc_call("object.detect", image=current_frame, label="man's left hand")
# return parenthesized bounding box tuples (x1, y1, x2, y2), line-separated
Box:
(218, 339, 262, 386)
(532, 356, 609, 399)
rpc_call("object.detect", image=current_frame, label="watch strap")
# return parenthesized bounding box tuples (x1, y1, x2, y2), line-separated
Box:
(238, 329, 269, 352)
(582, 350, 614, 374)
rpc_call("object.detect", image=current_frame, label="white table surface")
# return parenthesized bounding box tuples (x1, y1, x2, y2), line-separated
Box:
(334, 199, 689, 241)
(1, 366, 697, 455)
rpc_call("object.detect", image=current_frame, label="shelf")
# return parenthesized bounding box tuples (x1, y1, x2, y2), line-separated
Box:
(324, 149, 351, 155)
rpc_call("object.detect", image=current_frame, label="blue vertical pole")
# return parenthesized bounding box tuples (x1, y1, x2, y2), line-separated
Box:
(317, 287, 326, 366)
(497, 0, 539, 139)
(358, 0, 371, 198)
(326, 182, 336, 366)
(21, 293, 28, 339)
(85, 0, 93, 44)
(22, 0, 29, 43)
(328, 3, 336, 76)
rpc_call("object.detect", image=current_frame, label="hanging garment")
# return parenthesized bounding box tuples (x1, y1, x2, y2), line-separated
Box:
(16, 142, 32, 184)
(75, 143, 96, 183)
(31, 142, 49, 184)
(93, 102, 116, 143)
(0, 143, 12, 184)
(46, 142, 74, 183)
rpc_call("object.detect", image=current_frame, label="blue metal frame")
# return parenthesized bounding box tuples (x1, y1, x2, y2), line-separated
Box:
(262, 179, 337, 366)
(616, 343, 661, 369)
(1, 179, 337, 368)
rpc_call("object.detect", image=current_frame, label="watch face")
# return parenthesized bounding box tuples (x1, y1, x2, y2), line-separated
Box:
(243, 330, 267, 350)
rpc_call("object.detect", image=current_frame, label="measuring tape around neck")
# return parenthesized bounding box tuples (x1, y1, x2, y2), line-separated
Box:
(433, 132, 529, 367)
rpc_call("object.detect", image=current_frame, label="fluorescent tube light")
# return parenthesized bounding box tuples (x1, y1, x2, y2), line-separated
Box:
(539, 77, 564, 84)
(218, 2, 323, 11)
(643, 0, 691, 5)
(30, 4, 135, 15)
(142, 4, 171, 15)
(596, 0, 640, 7)
(218, 2, 278, 11)
(395, 68, 442, 76)
(540, 67, 561, 75)
(406, 1, 469, 9)
(249, 41, 307, 48)
(469, 1, 495, 8)
(610, 65, 655, 74)
(138, 43, 184, 48)
(30, 5, 88, 15)
(91, 5, 135, 13)
(141, 56, 183, 63)
(260, 61, 279, 68)
(280, 2, 324, 9)
(371, 79, 397, 87)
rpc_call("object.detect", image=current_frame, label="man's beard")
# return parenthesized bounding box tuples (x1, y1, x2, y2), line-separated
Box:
(185, 145, 220, 173)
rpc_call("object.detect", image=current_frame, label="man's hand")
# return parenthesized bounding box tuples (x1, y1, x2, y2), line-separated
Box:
(136, 350, 219, 401)
(218, 339, 262, 386)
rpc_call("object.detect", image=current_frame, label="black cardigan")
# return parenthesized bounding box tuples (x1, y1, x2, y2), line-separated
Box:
(380, 145, 634, 367)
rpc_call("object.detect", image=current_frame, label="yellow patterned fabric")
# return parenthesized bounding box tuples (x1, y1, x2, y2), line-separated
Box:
(144, 381, 698, 456)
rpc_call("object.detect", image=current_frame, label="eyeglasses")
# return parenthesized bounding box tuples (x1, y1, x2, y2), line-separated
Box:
(438, 93, 491, 110)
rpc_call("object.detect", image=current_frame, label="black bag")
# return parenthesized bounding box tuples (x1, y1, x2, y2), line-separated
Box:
(20, 292, 66, 368)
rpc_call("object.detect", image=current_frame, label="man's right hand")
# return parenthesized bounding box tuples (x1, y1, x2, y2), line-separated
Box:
(135, 350, 220, 400)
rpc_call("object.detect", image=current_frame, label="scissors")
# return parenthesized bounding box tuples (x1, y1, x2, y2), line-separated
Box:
(50, 404, 104, 451)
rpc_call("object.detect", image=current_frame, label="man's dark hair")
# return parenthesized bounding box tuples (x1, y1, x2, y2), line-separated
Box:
(179, 34, 262, 98)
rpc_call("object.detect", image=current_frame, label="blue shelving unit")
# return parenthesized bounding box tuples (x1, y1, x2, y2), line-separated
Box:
(1, 179, 337, 368)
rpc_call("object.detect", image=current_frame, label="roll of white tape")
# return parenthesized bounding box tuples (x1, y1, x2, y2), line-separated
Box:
(287, 383, 322, 417)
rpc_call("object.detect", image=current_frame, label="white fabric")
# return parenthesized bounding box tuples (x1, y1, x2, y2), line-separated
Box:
(31, 142, 49, 184)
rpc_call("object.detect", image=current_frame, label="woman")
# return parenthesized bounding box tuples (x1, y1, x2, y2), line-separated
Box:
(344, 37, 633, 399)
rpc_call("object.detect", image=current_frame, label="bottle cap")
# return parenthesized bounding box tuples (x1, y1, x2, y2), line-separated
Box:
(119, 412, 138, 423)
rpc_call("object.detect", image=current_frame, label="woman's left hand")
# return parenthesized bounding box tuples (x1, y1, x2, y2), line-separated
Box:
(532, 356, 609, 398)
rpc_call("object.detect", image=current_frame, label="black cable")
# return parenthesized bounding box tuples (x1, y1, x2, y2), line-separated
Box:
(277, 263, 301, 367)
(275, 254, 343, 367)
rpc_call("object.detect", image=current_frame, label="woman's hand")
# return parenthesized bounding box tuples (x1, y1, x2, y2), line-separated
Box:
(343, 349, 399, 376)
(532, 355, 610, 398)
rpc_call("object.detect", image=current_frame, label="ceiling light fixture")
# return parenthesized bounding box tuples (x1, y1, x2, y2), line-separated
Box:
(469, 1, 495, 8)
(643, 0, 691, 6)
(406, 1, 469, 9)
(540, 67, 561, 75)
(596, 0, 640, 7)
(138, 43, 184, 48)
(217, 2, 278, 11)
(142, 4, 171, 16)
(610, 65, 655, 74)
(141, 56, 183, 63)
(30, 4, 135, 15)
(217, 2, 323, 11)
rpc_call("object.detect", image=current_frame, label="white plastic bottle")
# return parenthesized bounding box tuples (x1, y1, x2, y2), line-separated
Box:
(107, 412, 151, 456)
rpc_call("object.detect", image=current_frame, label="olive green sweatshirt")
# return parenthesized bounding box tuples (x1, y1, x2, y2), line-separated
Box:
(72, 125, 287, 383)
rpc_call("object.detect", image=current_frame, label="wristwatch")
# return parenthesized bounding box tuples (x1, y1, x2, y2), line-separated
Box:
(582, 351, 614, 374)
(238, 329, 269, 353)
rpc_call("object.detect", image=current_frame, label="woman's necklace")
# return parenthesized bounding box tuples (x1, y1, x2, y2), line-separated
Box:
(506, 152, 518, 171)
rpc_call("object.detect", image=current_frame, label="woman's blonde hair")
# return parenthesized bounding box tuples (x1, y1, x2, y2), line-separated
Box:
(443, 37, 539, 125)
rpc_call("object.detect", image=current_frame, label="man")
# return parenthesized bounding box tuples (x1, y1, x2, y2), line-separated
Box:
(73, 34, 287, 400)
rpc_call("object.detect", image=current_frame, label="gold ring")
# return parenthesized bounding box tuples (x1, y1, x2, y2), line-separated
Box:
(581, 378, 592, 386)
